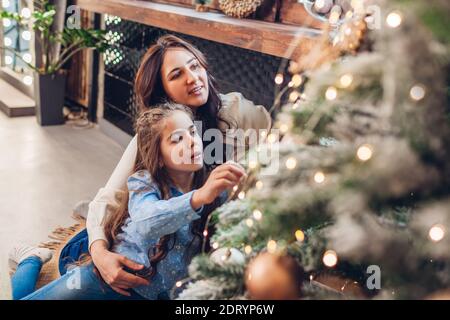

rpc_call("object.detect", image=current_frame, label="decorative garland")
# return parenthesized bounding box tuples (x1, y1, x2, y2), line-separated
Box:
(219, 0, 263, 19)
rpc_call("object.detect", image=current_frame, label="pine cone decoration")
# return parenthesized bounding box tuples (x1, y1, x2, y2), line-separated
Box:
(218, 0, 263, 19)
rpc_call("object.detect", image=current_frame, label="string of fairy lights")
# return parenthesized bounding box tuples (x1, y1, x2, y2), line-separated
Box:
(2, 0, 33, 85)
(193, 3, 445, 298)
(3, 0, 434, 297)
(1, 6, 126, 81)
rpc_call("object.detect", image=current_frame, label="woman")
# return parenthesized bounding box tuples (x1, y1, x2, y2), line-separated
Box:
(19, 34, 271, 297)
(9, 104, 245, 299)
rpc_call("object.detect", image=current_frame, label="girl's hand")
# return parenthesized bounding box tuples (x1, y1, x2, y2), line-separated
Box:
(191, 162, 246, 209)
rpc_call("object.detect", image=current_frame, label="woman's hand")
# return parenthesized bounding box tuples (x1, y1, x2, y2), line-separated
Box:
(191, 162, 246, 209)
(90, 240, 150, 296)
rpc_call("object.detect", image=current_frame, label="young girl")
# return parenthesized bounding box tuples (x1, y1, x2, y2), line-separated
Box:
(9, 103, 245, 299)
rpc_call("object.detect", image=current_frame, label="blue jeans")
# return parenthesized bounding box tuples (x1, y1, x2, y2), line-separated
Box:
(59, 228, 90, 275)
(11, 256, 145, 300)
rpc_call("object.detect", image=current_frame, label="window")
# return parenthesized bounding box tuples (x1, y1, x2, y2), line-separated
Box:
(1, 0, 32, 74)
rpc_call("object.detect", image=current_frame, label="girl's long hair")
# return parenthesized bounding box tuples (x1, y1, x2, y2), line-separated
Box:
(134, 35, 233, 150)
(103, 103, 219, 280)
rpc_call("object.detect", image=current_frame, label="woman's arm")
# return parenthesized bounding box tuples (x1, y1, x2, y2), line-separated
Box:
(219, 92, 272, 133)
(86, 135, 138, 250)
(218, 92, 272, 161)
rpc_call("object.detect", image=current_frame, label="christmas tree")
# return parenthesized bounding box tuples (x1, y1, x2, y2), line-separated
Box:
(176, 0, 450, 300)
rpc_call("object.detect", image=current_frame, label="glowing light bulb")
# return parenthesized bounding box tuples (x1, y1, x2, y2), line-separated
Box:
(429, 224, 445, 242)
(267, 240, 277, 253)
(4, 37, 12, 47)
(23, 75, 33, 86)
(286, 157, 297, 170)
(21, 7, 31, 18)
(325, 86, 338, 100)
(339, 74, 353, 88)
(203, 230, 208, 237)
(3, 18, 11, 27)
(345, 27, 352, 36)
(315, 0, 325, 10)
(323, 250, 338, 267)
(212, 242, 219, 249)
(22, 53, 32, 63)
(292, 74, 303, 87)
(5, 55, 13, 65)
(249, 160, 258, 169)
(386, 11, 402, 28)
(246, 219, 254, 228)
(253, 209, 262, 220)
(275, 73, 283, 85)
(314, 171, 325, 184)
(410, 84, 426, 101)
(175, 281, 183, 288)
(289, 91, 300, 102)
(295, 230, 305, 242)
(255, 181, 263, 190)
(279, 124, 289, 134)
(329, 9, 341, 24)
(357, 144, 373, 161)
(244, 245, 252, 254)
(267, 133, 277, 144)
(22, 30, 31, 41)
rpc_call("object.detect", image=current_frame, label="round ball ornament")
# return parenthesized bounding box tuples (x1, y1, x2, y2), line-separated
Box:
(245, 252, 305, 299)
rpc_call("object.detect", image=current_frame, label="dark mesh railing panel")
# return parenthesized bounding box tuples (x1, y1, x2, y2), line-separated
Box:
(104, 19, 285, 135)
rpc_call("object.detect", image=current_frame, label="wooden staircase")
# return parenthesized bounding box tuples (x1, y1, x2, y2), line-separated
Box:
(0, 68, 35, 117)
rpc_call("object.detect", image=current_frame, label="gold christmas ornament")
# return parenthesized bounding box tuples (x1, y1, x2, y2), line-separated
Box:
(425, 289, 450, 300)
(219, 0, 262, 19)
(245, 252, 305, 300)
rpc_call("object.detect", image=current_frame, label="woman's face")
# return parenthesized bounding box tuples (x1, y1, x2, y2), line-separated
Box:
(160, 110, 204, 173)
(160, 48, 209, 108)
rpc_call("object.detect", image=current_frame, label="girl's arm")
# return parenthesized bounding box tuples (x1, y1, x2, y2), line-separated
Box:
(126, 172, 203, 241)
(126, 163, 246, 242)
(86, 135, 138, 250)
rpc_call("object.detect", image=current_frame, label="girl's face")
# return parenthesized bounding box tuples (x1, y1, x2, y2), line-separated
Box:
(160, 48, 209, 108)
(160, 110, 204, 173)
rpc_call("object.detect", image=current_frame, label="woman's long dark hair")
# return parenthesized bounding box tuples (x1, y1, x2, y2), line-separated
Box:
(103, 104, 220, 280)
(134, 35, 233, 150)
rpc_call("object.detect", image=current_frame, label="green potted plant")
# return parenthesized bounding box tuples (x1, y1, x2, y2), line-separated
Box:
(1, 1, 108, 125)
